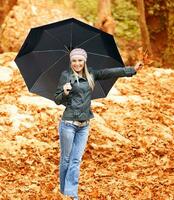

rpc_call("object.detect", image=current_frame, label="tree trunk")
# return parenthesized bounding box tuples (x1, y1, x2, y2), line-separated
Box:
(144, 0, 174, 67)
(136, 0, 152, 55)
(164, 2, 174, 67)
(95, 0, 116, 35)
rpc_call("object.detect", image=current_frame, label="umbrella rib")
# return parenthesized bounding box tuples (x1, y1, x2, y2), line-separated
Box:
(70, 22, 73, 51)
(95, 80, 107, 96)
(31, 53, 68, 91)
(44, 30, 69, 52)
(32, 50, 68, 53)
(87, 51, 113, 58)
(76, 33, 100, 48)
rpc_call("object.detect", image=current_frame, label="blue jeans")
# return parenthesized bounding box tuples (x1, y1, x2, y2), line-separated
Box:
(58, 120, 90, 198)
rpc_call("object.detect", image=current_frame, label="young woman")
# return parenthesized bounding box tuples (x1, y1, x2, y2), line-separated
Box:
(54, 48, 143, 200)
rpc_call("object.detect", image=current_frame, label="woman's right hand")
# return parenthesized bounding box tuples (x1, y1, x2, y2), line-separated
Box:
(63, 83, 72, 95)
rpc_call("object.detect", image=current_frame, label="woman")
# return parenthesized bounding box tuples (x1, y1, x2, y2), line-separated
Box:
(54, 48, 143, 200)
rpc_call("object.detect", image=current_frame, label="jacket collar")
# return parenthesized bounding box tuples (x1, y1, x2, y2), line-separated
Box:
(68, 67, 86, 83)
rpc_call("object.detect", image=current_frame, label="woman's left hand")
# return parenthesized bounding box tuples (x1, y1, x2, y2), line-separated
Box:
(134, 61, 144, 72)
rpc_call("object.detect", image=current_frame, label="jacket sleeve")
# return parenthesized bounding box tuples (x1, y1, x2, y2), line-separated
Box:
(54, 71, 69, 106)
(92, 67, 137, 80)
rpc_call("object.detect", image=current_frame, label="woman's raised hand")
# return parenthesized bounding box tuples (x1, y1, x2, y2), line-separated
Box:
(134, 61, 144, 72)
(63, 83, 72, 95)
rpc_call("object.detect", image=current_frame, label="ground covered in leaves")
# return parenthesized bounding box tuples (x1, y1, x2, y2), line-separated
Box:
(0, 52, 174, 199)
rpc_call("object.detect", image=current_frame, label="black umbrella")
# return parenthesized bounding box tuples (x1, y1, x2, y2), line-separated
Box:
(14, 17, 125, 101)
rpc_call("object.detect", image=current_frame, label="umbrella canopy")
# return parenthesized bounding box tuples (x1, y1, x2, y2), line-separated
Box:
(14, 17, 125, 101)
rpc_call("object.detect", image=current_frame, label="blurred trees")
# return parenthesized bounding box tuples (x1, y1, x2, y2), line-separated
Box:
(73, 0, 174, 67)
(136, 0, 152, 54)
(142, 0, 174, 67)
(95, 0, 115, 35)
(73, 0, 98, 22)
(74, 0, 139, 39)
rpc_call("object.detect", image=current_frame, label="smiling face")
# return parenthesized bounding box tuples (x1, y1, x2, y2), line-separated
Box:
(71, 57, 85, 74)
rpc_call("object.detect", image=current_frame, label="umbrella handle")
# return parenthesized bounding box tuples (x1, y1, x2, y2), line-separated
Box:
(67, 80, 73, 91)
(66, 80, 73, 92)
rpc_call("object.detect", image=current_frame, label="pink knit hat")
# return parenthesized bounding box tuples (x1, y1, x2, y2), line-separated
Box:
(70, 48, 87, 62)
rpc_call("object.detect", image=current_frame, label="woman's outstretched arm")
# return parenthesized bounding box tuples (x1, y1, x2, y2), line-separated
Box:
(92, 61, 143, 80)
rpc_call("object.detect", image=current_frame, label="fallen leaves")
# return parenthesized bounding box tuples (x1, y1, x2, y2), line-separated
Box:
(0, 52, 174, 199)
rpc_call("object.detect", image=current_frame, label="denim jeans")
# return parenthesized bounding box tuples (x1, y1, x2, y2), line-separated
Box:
(58, 120, 90, 198)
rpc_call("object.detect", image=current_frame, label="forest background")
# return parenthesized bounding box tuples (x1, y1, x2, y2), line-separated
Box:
(0, 0, 174, 199)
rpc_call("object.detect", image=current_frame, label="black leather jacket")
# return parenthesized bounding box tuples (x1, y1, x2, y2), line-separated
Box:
(54, 67, 137, 121)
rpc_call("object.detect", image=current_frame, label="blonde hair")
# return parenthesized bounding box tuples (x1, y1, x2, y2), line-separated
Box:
(70, 62, 95, 91)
